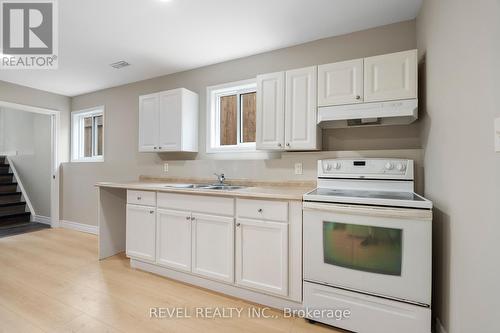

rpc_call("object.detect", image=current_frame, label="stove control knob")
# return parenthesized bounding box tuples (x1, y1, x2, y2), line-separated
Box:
(332, 162, 341, 170)
(325, 163, 333, 171)
(385, 162, 394, 170)
(396, 163, 406, 171)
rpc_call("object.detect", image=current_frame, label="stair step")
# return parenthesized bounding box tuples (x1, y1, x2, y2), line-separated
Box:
(0, 165, 10, 174)
(0, 201, 26, 214)
(0, 192, 22, 204)
(0, 173, 14, 184)
(0, 212, 31, 226)
(0, 183, 18, 193)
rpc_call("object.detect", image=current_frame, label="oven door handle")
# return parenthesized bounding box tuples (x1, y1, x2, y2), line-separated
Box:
(303, 202, 432, 220)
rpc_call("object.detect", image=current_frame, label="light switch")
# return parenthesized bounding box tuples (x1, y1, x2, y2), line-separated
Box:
(294, 162, 303, 175)
(163, 163, 169, 173)
(495, 117, 500, 152)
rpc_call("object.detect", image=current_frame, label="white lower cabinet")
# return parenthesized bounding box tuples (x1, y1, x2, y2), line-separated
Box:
(126, 204, 156, 262)
(156, 209, 192, 272)
(235, 218, 288, 296)
(191, 213, 234, 283)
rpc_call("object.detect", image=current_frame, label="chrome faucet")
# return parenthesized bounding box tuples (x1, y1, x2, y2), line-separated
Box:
(214, 173, 226, 185)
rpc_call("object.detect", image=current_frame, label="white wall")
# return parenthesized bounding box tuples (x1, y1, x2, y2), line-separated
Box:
(417, 0, 500, 332)
(0, 108, 52, 217)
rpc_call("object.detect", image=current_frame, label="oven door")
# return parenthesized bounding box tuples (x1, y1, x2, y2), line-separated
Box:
(303, 201, 432, 305)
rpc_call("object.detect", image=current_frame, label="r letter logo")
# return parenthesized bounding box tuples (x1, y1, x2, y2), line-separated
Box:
(1, 0, 58, 69)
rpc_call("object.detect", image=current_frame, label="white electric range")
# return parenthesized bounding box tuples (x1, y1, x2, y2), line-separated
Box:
(302, 158, 433, 333)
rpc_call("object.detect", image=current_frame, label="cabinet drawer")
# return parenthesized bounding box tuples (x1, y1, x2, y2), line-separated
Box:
(127, 190, 156, 206)
(158, 192, 234, 216)
(236, 199, 288, 222)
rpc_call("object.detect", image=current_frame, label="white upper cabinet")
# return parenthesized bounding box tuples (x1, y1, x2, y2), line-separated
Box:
(364, 49, 417, 102)
(138, 94, 160, 152)
(285, 66, 318, 150)
(256, 66, 320, 151)
(256, 72, 285, 150)
(318, 58, 364, 106)
(139, 88, 198, 152)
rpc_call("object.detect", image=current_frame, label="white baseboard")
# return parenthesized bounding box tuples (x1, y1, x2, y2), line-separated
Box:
(33, 215, 51, 225)
(60, 220, 98, 235)
(435, 318, 447, 333)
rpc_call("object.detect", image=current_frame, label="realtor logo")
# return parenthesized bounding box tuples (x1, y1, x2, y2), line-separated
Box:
(0, 0, 58, 69)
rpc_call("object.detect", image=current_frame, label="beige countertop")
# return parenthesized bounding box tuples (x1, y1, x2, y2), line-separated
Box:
(96, 177, 316, 201)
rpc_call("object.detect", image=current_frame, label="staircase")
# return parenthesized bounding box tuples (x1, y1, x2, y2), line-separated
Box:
(0, 156, 32, 227)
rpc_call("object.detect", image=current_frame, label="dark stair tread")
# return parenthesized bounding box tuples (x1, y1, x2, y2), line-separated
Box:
(0, 211, 31, 218)
(0, 201, 26, 207)
(0, 182, 17, 186)
(0, 192, 22, 196)
(0, 222, 49, 237)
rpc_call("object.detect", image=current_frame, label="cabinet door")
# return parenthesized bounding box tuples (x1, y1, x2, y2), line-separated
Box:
(158, 90, 182, 151)
(191, 213, 234, 283)
(235, 218, 288, 296)
(285, 66, 318, 150)
(256, 72, 285, 150)
(138, 94, 159, 152)
(364, 49, 417, 102)
(318, 59, 363, 106)
(126, 204, 156, 262)
(156, 209, 192, 272)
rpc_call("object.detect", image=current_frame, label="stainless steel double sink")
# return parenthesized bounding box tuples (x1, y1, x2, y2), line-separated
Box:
(162, 183, 246, 191)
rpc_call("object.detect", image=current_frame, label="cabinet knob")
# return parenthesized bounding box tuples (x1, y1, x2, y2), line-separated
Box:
(355, 95, 361, 100)
(186, 216, 191, 220)
(149, 210, 154, 214)
(191, 216, 195, 221)
(154, 146, 157, 149)
(158, 146, 162, 150)
(277, 143, 282, 147)
(236, 222, 241, 227)
(286, 143, 290, 147)
(137, 196, 142, 200)
(258, 208, 263, 213)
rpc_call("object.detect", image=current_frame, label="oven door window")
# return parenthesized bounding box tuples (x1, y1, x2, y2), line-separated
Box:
(323, 221, 402, 276)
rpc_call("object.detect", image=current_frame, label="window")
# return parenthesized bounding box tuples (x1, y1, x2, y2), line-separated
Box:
(71, 106, 104, 162)
(207, 79, 257, 152)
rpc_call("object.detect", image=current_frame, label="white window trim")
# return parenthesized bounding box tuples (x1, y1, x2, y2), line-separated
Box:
(71, 106, 105, 163)
(206, 78, 257, 153)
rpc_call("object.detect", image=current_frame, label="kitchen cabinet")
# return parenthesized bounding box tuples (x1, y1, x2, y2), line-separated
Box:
(318, 58, 364, 106)
(235, 218, 288, 296)
(364, 49, 417, 102)
(138, 88, 198, 152)
(256, 66, 320, 151)
(255, 72, 285, 150)
(156, 208, 192, 272)
(126, 204, 156, 262)
(191, 213, 234, 283)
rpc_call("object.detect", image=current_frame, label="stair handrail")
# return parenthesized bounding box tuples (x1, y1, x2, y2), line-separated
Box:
(5, 156, 35, 219)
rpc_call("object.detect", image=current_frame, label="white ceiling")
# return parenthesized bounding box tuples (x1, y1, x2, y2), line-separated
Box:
(0, 0, 422, 97)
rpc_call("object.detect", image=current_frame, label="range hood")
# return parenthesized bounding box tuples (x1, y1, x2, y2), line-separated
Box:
(317, 99, 418, 128)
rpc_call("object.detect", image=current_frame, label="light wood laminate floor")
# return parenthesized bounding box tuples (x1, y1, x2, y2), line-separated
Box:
(0, 228, 343, 333)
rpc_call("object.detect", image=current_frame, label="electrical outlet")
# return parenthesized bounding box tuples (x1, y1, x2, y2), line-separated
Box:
(294, 162, 303, 175)
(495, 117, 500, 152)
(163, 163, 168, 173)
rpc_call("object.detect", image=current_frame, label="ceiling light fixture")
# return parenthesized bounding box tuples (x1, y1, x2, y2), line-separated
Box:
(110, 61, 130, 69)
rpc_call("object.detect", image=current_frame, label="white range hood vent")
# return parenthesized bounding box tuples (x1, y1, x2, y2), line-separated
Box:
(317, 99, 418, 128)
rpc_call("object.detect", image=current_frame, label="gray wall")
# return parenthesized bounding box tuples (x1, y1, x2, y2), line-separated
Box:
(417, 1, 500, 332)
(65, 20, 419, 226)
(0, 108, 52, 217)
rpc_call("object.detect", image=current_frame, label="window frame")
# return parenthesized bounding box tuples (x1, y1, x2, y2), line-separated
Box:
(71, 106, 105, 162)
(206, 79, 257, 153)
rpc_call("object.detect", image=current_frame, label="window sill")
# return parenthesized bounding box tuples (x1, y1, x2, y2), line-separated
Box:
(71, 157, 104, 163)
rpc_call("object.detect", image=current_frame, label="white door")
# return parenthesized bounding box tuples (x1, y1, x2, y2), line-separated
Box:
(364, 49, 417, 102)
(126, 204, 156, 262)
(156, 209, 192, 272)
(158, 90, 182, 151)
(285, 66, 318, 150)
(318, 59, 364, 106)
(235, 218, 288, 296)
(256, 72, 285, 150)
(138, 94, 159, 152)
(191, 213, 234, 283)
